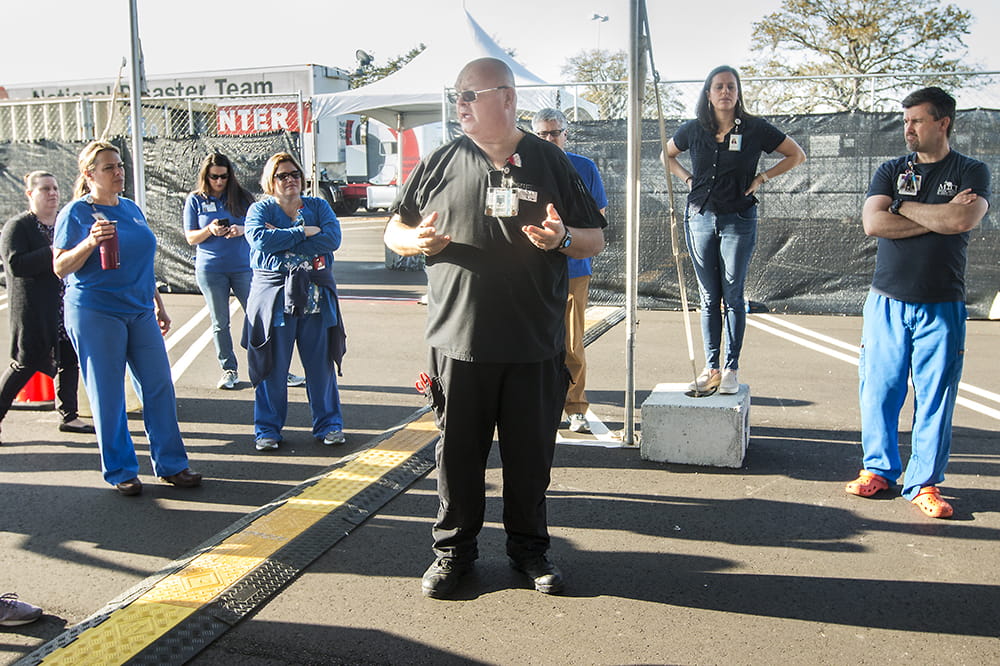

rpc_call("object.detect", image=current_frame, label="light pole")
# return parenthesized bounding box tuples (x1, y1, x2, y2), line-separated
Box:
(590, 13, 609, 50)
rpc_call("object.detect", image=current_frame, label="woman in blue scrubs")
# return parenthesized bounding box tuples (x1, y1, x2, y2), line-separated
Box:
(54, 141, 202, 496)
(243, 152, 346, 452)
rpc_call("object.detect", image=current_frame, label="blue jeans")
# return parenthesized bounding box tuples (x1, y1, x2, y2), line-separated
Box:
(253, 312, 343, 441)
(65, 306, 189, 485)
(684, 205, 757, 370)
(196, 269, 251, 372)
(859, 293, 966, 500)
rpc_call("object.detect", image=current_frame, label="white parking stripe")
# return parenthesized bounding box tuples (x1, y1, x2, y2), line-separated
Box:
(165, 305, 210, 351)
(745, 317, 861, 365)
(747, 314, 999, 420)
(169, 300, 241, 382)
(755, 313, 861, 353)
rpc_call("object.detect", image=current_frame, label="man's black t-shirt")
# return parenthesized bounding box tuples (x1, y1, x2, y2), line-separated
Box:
(393, 132, 606, 363)
(866, 150, 991, 303)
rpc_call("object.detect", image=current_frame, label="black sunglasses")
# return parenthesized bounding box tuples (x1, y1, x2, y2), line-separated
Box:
(275, 170, 302, 182)
(536, 129, 566, 138)
(208, 173, 229, 180)
(447, 86, 510, 104)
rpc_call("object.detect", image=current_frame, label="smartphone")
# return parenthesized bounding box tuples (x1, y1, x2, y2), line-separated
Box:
(215, 218, 231, 228)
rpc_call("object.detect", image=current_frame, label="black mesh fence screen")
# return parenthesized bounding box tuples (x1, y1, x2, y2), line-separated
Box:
(2, 112, 997, 316)
(0, 132, 298, 292)
(568, 110, 999, 318)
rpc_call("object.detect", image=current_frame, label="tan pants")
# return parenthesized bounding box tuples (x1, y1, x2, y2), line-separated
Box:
(564, 275, 590, 415)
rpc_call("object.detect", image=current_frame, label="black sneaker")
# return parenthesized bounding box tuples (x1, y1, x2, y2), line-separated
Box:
(510, 555, 564, 595)
(421, 557, 472, 599)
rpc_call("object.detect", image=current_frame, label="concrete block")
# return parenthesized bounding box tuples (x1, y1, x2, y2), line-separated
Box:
(640, 382, 750, 468)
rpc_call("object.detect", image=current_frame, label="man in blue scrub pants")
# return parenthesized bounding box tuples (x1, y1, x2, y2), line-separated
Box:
(845, 87, 990, 518)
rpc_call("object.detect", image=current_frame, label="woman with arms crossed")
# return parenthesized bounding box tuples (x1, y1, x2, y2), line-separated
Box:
(243, 153, 346, 452)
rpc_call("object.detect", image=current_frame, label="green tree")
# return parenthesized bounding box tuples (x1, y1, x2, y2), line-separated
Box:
(350, 44, 426, 89)
(745, 0, 979, 112)
(562, 49, 685, 120)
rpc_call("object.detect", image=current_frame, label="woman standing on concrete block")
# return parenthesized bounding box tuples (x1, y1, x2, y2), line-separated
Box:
(663, 65, 805, 394)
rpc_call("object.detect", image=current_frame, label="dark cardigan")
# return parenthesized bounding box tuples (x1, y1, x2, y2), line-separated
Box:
(0, 211, 62, 376)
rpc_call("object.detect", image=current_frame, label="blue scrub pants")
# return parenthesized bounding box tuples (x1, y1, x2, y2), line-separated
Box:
(253, 313, 342, 441)
(685, 205, 758, 371)
(65, 305, 189, 485)
(859, 293, 966, 500)
(196, 269, 251, 373)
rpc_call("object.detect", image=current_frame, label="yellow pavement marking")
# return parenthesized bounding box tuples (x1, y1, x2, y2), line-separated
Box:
(41, 412, 438, 665)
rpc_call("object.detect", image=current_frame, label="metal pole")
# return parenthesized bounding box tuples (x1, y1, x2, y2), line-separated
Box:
(623, 0, 643, 446)
(312, 104, 320, 197)
(396, 112, 404, 189)
(127, 0, 146, 210)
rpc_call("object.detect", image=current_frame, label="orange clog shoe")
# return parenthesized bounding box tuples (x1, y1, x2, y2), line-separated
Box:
(911, 486, 953, 519)
(844, 470, 890, 497)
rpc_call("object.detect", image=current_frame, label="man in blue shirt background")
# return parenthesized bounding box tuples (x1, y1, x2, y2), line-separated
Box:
(532, 108, 608, 434)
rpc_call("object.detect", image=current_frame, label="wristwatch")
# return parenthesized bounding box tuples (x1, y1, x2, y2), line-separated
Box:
(889, 198, 904, 215)
(557, 229, 573, 250)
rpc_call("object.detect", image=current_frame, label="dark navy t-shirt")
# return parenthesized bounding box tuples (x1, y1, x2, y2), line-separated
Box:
(673, 115, 786, 214)
(866, 150, 991, 303)
(393, 132, 606, 363)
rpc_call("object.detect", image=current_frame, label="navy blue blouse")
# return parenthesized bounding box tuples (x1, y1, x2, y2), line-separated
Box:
(673, 116, 786, 214)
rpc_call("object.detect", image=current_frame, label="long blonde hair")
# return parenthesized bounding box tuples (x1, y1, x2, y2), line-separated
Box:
(73, 140, 120, 199)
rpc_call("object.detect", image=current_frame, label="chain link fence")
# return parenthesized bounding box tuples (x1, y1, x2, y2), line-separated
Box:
(551, 71, 1000, 121)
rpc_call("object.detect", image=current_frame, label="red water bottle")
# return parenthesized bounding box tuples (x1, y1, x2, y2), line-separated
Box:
(100, 222, 120, 270)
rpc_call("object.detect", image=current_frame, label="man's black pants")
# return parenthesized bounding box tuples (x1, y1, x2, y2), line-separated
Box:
(428, 347, 568, 563)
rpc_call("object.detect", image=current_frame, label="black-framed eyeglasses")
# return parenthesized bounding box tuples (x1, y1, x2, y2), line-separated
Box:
(536, 129, 566, 139)
(275, 170, 302, 182)
(208, 173, 229, 180)
(447, 86, 510, 104)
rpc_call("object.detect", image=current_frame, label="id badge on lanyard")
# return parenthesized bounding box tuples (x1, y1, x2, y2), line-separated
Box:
(485, 166, 518, 217)
(728, 117, 743, 151)
(896, 160, 921, 196)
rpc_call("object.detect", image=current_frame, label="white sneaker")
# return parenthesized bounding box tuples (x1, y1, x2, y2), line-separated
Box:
(0, 593, 43, 626)
(568, 413, 590, 433)
(719, 369, 739, 394)
(217, 370, 239, 390)
(688, 368, 721, 392)
(287, 373, 306, 387)
(322, 430, 346, 445)
(255, 437, 279, 451)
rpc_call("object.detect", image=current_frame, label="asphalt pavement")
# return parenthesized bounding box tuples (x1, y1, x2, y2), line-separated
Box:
(1, 216, 998, 665)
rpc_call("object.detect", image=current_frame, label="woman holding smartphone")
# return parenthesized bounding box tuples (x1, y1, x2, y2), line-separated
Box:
(183, 153, 256, 390)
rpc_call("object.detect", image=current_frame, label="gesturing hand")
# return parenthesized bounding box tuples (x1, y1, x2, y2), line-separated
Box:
(414, 212, 451, 256)
(521, 203, 566, 251)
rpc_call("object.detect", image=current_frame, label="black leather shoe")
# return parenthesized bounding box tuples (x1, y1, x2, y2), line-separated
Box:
(160, 468, 202, 488)
(421, 558, 473, 599)
(59, 421, 96, 434)
(116, 478, 142, 496)
(510, 555, 564, 595)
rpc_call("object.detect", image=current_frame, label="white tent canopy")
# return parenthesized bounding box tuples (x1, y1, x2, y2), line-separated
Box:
(311, 9, 573, 129)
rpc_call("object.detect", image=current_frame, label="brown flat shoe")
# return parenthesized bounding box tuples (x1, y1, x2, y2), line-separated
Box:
(160, 468, 202, 488)
(116, 478, 143, 496)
